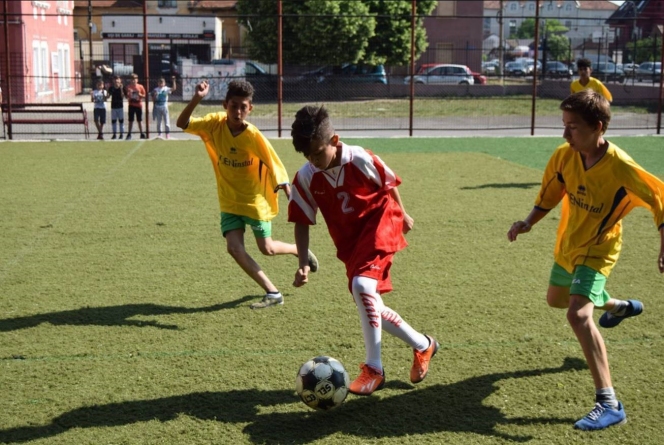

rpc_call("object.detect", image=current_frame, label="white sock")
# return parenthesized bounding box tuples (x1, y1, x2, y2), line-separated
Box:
(381, 306, 429, 351)
(351, 276, 384, 371)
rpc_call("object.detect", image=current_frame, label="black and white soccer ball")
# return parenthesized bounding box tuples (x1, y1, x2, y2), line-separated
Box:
(295, 356, 350, 410)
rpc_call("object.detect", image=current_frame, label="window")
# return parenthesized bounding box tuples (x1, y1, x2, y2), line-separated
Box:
(158, 0, 177, 8)
(529, 3, 535, 11)
(510, 3, 517, 11)
(57, 44, 71, 89)
(33, 40, 50, 93)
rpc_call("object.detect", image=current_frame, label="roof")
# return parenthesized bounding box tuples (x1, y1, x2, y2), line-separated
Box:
(74, 1, 142, 8)
(484, 1, 618, 11)
(186, 1, 237, 10)
(606, 0, 651, 25)
(74, 1, 237, 10)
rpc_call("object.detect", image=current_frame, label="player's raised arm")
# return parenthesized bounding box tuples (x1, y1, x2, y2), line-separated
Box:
(176, 80, 208, 129)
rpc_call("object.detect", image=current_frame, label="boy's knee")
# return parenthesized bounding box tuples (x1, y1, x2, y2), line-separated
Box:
(226, 244, 246, 258)
(257, 244, 276, 256)
(566, 307, 591, 328)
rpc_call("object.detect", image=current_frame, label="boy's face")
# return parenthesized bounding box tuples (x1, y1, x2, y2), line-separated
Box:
(562, 110, 601, 152)
(96, 82, 103, 89)
(158, 80, 165, 87)
(305, 135, 340, 170)
(114, 78, 122, 87)
(223, 96, 253, 129)
(131, 77, 138, 84)
(578, 66, 591, 81)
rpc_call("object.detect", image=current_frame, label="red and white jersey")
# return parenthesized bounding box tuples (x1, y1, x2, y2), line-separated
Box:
(289, 142, 407, 264)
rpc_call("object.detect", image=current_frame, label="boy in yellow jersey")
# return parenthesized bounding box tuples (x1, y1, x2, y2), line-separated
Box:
(507, 90, 664, 431)
(571, 58, 613, 102)
(176, 80, 318, 309)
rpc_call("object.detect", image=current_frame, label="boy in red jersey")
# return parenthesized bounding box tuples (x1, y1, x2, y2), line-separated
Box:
(508, 90, 664, 431)
(176, 80, 318, 309)
(288, 105, 438, 396)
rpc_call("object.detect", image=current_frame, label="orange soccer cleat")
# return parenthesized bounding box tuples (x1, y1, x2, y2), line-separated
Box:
(349, 363, 385, 396)
(410, 335, 439, 384)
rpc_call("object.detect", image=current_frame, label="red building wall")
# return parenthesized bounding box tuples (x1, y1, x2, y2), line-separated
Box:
(422, 1, 485, 72)
(0, 1, 76, 104)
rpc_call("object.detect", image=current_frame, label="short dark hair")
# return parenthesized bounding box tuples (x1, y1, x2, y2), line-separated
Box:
(577, 58, 592, 70)
(291, 106, 335, 156)
(225, 80, 254, 102)
(560, 90, 611, 134)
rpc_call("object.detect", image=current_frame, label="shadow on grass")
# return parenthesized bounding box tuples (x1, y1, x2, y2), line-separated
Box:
(460, 182, 541, 190)
(0, 295, 258, 332)
(0, 357, 586, 444)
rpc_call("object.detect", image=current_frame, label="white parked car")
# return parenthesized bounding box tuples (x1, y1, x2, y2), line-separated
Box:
(404, 64, 474, 85)
(636, 62, 662, 82)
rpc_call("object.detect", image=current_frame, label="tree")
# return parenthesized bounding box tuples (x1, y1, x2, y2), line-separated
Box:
(516, 18, 567, 39)
(363, 0, 437, 66)
(236, 0, 437, 66)
(545, 34, 571, 62)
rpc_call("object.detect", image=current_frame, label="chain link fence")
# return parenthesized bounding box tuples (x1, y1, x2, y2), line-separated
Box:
(2, 5, 663, 139)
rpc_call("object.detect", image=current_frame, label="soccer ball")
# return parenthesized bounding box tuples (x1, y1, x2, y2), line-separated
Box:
(295, 356, 350, 410)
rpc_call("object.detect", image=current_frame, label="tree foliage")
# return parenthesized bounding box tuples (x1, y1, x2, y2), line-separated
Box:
(544, 34, 572, 62)
(516, 18, 567, 39)
(236, 0, 437, 66)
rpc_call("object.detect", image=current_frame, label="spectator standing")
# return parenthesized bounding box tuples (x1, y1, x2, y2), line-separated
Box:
(152, 76, 176, 139)
(124, 73, 146, 140)
(91, 79, 109, 140)
(107, 76, 125, 140)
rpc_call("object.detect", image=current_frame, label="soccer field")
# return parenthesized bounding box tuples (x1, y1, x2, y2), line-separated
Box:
(1, 136, 663, 444)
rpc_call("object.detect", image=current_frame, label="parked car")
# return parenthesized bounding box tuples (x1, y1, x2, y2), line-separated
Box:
(417, 63, 485, 85)
(505, 58, 541, 76)
(593, 62, 625, 83)
(406, 64, 474, 85)
(622, 62, 639, 77)
(299, 63, 387, 84)
(482, 60, 499, 75)
(543, 60, 573, 79)
(636, 62, 662, 82)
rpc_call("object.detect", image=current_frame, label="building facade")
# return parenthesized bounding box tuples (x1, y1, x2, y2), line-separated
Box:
(484, 0, 618, 53)
(0, 1, 76, 103)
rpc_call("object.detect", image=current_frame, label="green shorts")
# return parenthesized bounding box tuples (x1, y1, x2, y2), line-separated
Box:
(549, 263, 611, 306)
(220, 212, 272, 238)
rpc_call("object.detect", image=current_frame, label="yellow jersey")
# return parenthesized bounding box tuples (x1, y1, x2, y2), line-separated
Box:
(185, 112, 289, 221)
(570, 77, 613, 102)
(536, 142, 664, 276)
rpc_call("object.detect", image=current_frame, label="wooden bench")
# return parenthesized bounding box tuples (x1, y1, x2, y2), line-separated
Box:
(1, 103, 90, 139)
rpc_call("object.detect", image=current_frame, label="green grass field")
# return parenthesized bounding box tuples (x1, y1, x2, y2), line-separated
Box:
(1, 136, 663, 444)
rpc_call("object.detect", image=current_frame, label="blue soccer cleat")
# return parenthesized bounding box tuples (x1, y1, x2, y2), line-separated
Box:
(599, 300, 643, 328)
(574, 402, 627, 431)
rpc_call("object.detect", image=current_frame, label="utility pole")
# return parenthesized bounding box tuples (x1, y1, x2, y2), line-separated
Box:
(88, 0, 93, 92)
(498, 0, 504, 84)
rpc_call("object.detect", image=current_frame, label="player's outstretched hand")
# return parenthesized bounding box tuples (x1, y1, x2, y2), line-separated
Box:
(507, 221, 532, 242)
(195, 80, 209, 98)
(293, 267, 309, 287)
(403, 212, 414, 234)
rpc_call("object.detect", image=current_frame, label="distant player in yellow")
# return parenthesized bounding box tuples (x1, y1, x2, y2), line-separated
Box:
(176, 80, 318, 309)
(571, 58, 612, 102)
(507, 90, 664, 431)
